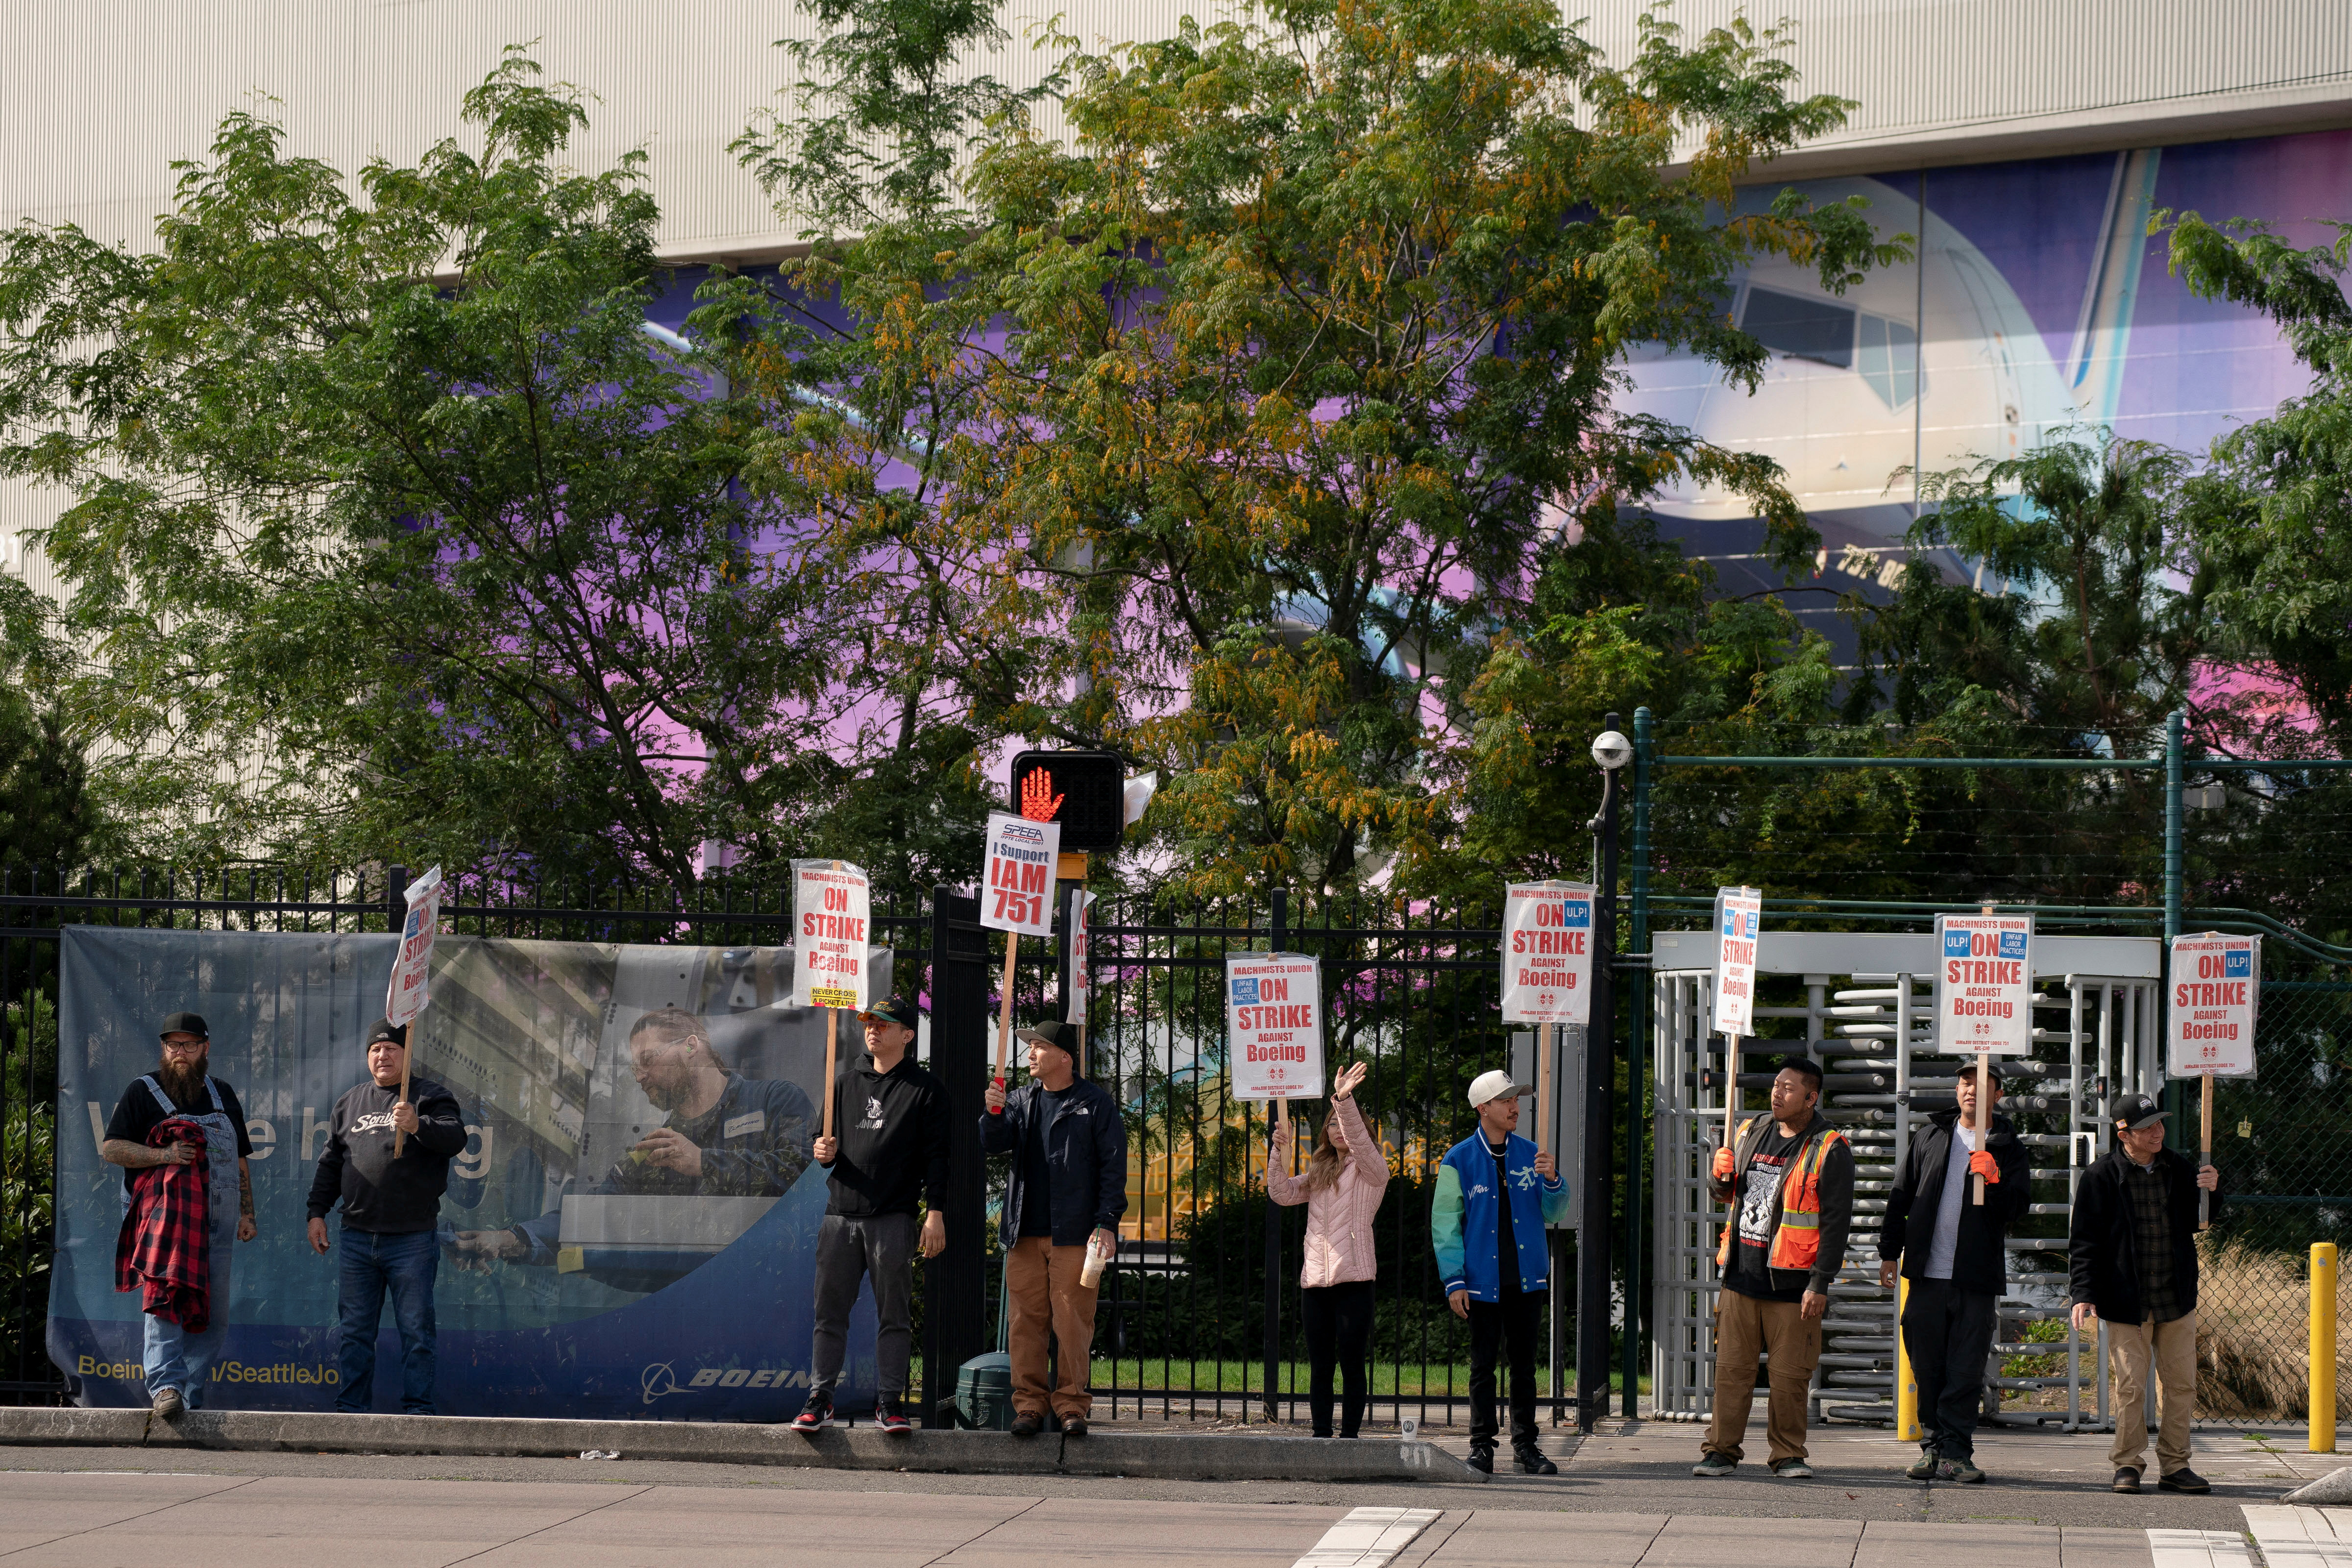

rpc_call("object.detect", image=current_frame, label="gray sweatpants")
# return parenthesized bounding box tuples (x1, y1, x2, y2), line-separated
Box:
(810, 1212, 918, 1398)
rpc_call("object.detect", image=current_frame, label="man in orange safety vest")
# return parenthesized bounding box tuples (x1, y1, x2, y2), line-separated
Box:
(1693, 1054, 1855, 1480)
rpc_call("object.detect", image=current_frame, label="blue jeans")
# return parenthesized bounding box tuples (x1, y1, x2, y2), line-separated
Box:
(336, 1228, 439, 1413)
(143, 1209, 233, 1407)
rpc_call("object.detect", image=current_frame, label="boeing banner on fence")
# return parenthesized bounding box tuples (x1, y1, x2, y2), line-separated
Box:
(49, 926, 888, 1418)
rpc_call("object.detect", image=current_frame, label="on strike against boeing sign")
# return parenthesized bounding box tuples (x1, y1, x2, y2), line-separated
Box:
(1711, 885, 1762, 1037)
(1226, 953, 1324, 1101)
(792, 860, 871, 1011)
(1500, 881, 1595, 1026)
(1933, 912, 2034, 1055)
(2167, 932, 2259, 1077)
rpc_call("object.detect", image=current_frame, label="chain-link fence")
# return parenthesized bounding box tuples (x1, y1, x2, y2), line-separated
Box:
(2196, 980, 2352, 1421)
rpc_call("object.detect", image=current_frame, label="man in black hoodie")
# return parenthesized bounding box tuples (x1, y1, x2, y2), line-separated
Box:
(2068, 1093, 2220, 1495)
(307, 1019, 467, 1413)
(1878, 1061, 2029, 1484)
(791, 998, 949, 1435)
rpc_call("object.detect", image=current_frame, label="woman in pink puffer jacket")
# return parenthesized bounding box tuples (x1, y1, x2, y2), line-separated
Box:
(1269, 1060, 1387, 1437)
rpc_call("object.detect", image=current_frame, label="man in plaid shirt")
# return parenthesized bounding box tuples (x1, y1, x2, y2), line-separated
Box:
(101, 1013, 256, 1418)
(2067, 1093, 2220, 1495)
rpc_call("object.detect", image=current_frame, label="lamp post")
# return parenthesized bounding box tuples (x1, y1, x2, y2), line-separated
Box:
(1579, 719, 1632, 1431)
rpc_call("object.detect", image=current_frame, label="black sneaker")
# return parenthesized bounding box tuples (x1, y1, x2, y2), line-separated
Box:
(1466, 1444, 1494, 1474)
(2159, 1468, 2212, 1494)
(1009, 1410, 1045, 1438)
(1514, 1446, 1558, 1476)
(2113, 1467, 2143, 1494)
(874, 1397, 911, 1435)
(789, 1392, 832, 1432)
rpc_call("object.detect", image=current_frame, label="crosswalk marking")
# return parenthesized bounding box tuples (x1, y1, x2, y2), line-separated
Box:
(2149, 1529, 2257, 1568)
(2243, 1506, 2352, 1568)
(1290, 1507, 1443, 1568)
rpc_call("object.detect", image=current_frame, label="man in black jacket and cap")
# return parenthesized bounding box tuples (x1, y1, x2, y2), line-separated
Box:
(1878, 1060, 2029, 1483)
(792, 997, 950, 1436)
(2068, 1092, 2220, 1495)
(980, 1019, 1126, 1437)
(307, 1019, 468, 1413)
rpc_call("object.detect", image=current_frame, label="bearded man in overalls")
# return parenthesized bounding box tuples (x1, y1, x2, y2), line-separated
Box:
(101, 1011, 257, 1416)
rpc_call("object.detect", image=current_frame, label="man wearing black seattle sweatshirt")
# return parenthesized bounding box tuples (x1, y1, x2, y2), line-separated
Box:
(791, 997, 950, 1434)
(306, 1018, 467, 1414)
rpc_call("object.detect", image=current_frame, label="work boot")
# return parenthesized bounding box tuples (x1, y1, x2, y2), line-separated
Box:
(1008, 1410, 1045, 1438)
(1062, 1415, 1088, 1437)
(2113, 1467, 2143, 1494)
(1514, 1445, 1557, 1476)
(1466, 1443, 1494, 1474)
(1905, 1445, 1939, 1480)
(150, 1387, 183, 1420)
(2158, 1468, 2212, 1494)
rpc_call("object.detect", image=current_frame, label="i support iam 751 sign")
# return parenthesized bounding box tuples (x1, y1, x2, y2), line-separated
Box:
(980, 810, 1060, 937)
(1500, 882, 1595, 1026)
(1226, 953, 1324, 1101)
(2168, 932, 2259, 1077)
(1934, 911, 2034, 1055)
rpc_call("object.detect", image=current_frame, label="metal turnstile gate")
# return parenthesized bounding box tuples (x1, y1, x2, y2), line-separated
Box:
(1648, 928, 2162, 1431)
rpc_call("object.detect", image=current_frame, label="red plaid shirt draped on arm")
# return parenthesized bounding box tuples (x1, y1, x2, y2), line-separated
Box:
(115, 1117, 213, 1332)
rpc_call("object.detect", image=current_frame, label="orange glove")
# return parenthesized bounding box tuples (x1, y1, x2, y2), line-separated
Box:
(1711, 1147, 1736, 1181)
(1968, 1149, 2000, 1184)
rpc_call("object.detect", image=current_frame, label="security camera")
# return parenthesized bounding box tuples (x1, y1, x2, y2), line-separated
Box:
(1591, 730, 1633, 771)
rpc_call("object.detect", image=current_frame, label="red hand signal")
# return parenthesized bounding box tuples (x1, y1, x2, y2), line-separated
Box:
(1020, 768, 1063, 822)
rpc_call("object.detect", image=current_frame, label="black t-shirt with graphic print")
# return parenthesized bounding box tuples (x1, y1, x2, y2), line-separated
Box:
(1724, 1123, 1809, 1302)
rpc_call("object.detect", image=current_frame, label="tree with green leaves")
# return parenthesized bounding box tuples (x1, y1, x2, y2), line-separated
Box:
(0, 52, 966, 887)
(716, 0, 1905, 900)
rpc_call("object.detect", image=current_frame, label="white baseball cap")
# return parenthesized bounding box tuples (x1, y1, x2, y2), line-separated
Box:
(1467, 1070, 1533, 1108)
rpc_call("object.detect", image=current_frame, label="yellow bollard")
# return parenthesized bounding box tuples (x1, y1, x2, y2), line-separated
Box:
(2313, 1243, 2338, 1454)
(1896, 1274, 1920, 1443)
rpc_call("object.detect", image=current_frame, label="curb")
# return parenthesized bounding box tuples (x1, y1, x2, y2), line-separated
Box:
(0, 1408, 1486, 1484)
(2283, 1466, 2352, 1504)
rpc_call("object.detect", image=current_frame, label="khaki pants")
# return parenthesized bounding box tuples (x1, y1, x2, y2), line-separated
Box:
(1006, 1236, 1101, 1420)
(1705, 1289, 1821, 1465)
(2107, 1311, 2197, 1476)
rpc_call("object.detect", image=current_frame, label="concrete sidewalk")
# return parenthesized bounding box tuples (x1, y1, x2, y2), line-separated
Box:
(0, 1468, 2287, 1568)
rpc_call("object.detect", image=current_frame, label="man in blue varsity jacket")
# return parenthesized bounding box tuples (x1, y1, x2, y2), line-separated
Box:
(1431, 1069, 1572, 1474)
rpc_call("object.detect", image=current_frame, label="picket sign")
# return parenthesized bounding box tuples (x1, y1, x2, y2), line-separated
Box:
(2170, 931, 2260, 1229)
(1935, 906, 2033, 1205)
(385, 865, 444, 1157)
(1711, 886, 1762, 1155)
(794, 859, 871, 1140)
(1226, 953, 1325, 1124)
(1501, 881, 1596, 1160)
(980, 809, 1062, 1109)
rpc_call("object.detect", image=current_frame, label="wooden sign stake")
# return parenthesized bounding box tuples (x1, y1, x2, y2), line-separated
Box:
(821, 857, 844, 1140)
(1536, 1022, 1552, 1159)
(2199, 1069, 2215, 1230)
(991, 935, 1018, 1110)
(1722, 1031, 1740, 1155)
(394, 1046, 414, 1158)
(1971, 1053, 1990, 1206)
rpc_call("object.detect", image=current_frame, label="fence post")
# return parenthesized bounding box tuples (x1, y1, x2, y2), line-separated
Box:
(1579, 715, 1619, 1432)
(2163, 711, 2184, 1135)
(1622, 705, 1651, 1419)
(1263, 885, 1288, 1424)
(387, 866, 408, 937)
(2315, 1243, 2338, 1454)
(925, 885, 991, 1427)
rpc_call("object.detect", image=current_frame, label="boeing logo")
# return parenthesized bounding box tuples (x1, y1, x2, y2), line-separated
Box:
(641, 1360, 810, 1403)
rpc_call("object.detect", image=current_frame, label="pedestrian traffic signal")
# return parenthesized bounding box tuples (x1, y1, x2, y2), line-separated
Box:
(1007, 751, 1126, 851)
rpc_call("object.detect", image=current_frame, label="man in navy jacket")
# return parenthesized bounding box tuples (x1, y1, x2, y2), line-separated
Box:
(980, 1019, 1126, 1436)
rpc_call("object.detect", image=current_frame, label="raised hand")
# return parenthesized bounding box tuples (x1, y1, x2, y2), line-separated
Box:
(1020, 768, 1064, 822)
(1332, 1061, 1369, 1101)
